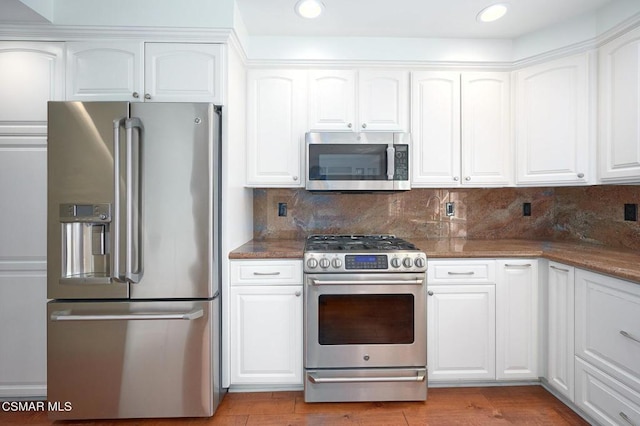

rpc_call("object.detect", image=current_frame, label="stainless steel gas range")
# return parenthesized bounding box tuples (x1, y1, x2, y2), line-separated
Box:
(303, 234, 428, 403)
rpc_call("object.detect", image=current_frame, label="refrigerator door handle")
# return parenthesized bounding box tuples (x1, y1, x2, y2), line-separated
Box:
(125, 117, 144, 284)
(112, 118, 126, 283)
(50, 308, 204, 321)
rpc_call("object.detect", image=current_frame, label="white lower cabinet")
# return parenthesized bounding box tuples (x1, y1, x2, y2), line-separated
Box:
(427, 259, 539, 384)
(427, 260, 496, 382)
(427, 283, 496, 381)
(496, 260, 539, 380)
(575, 357, 640, 426)
(546, 262, 575, 402)
(574, 268, 640, 423)
(229, 260, 303, 386)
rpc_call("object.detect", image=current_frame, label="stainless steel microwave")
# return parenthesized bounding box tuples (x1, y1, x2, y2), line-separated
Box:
(305, 132, 411, 191)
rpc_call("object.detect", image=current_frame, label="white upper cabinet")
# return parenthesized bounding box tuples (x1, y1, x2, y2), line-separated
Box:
(412, 71, 511, 187)
(599, 26, 640, 183)
(0, 42, 64, 135)
(308, 69, 408, 131)
(246, 69, 307, 187)
(308, 70, 355, 131)
(411, 71, 461, 186)
(66, 42, 223, 103)
(144, 43, 222, 103)
(461, 73, 512, 186)
(66, 41, 143, 101)
(357, 70, 409, 131)
(514, 52, 594, 185)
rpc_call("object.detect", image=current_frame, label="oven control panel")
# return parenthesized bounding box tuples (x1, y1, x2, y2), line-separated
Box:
(304, 252, 427, 273)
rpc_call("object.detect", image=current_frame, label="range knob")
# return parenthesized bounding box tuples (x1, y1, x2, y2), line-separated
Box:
(319, 258, 331, 269)
(306, 258, 318, 269)
(390, 257, 402, 268)
(403, 258, 413, 268)
(331, 258, 343, 269)
(414, 257, 425, 268)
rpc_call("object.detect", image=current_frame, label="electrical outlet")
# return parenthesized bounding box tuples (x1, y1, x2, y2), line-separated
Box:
(523, 202, 532, 217)
(624, 203, 638, 221)
(445, 202, 455, 217)
(278, 202, 287, 217)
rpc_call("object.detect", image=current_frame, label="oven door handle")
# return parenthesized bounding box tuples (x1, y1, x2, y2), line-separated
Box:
(307, 373, 426, 384)
(310, 278, 424, 286)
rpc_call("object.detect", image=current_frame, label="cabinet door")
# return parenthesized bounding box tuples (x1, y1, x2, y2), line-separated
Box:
(576, 269, 640, 394)
(0, 42, 64, 135)
(246, 69, 307, 187)
(230, 285, 303, 385)
(66, 41, 143, 101)
(496, 260, 538, 380)
(358, 70, 409, 131)
(0, 136, 48, 398)
(546, 262, 575, 401)
(599, 26, 640, 183)
(427, 284, 495, 381)
(411, 71, 461, 187)
(515, 53, 592, 185)
(308, 70, 356, 131)
(461, 72, 512, 186)
(144, 43, 222, 103)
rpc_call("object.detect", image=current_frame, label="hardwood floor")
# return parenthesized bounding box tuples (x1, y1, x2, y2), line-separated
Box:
(0, 386, 589, 425)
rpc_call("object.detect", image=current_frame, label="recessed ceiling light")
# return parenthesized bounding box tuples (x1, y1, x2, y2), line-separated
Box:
(295, 0, 324, 19)
(477, 3, 509, 23)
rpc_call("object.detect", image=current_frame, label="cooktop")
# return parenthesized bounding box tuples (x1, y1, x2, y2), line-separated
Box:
(303, 234, 426, 273)
(304, 234, 419, 252)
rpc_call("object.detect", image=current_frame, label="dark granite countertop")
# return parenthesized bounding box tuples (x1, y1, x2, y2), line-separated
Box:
(229, 238, 640, 283)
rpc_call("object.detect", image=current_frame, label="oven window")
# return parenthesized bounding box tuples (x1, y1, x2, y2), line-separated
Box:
(308, 144, 387, 181)
(318, 294, 414, 345)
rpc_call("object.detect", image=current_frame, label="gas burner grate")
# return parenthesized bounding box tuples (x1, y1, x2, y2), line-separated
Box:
(305, 234, 418, 252)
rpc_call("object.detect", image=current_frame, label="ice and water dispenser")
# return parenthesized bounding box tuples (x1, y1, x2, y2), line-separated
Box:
(59, 203, 111, 283)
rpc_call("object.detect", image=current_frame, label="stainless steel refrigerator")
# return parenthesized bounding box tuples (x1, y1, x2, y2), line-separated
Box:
(46, 101, 223, 420)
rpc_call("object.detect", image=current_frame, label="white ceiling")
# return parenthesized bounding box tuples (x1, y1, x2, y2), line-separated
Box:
(235, 0, 615, 39)
(0, 0, 50, 23)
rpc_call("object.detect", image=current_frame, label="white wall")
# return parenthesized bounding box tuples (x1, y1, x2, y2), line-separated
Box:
(246, 36, 514, 64)
(52, 0, 235, 28)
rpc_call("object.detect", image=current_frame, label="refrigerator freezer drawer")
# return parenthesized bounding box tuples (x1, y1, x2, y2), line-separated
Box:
(47, 300, 217, 420)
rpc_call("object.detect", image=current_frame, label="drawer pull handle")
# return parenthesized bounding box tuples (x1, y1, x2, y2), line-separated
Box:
(253, 271, 281, 276)
(550, 265, 570, 272)
(447, 271, 475, 276)
(504, 264, 532, 268)
(619, 411, 634, 426)
(620, 330, 640, 345)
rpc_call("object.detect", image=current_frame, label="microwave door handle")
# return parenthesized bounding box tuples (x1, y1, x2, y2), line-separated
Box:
(386, 145, 395, 180)
(125, 117, 144, 284)
(111, 118, 126, 282)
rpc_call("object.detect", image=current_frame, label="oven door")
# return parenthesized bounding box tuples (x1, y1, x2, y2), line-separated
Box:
(304, 272, 426, 369)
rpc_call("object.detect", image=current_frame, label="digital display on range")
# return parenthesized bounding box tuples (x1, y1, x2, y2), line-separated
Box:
(345, 255, 388, 270)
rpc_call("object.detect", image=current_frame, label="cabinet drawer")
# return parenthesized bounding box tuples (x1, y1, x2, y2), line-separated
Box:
(576, 269, 640, 393)
(575, 357, 640, 426)
(230, 260, 303, 285)
(428, 260, 496, 284)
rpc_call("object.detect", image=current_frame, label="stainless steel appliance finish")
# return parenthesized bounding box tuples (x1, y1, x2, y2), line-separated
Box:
(303, 235, 427, 403)
(305, 132, 411, 191)
(46, 101, 223, 420)
(47, 300, 219, 419)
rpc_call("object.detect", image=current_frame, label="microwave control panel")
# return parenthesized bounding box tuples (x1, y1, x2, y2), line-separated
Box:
(393, 144, 409, 181)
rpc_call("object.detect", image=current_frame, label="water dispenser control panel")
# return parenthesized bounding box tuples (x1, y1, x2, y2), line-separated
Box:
(60, 203, 111, 222)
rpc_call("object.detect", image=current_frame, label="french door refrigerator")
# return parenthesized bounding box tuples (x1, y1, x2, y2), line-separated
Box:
(46, 101, 223, 420)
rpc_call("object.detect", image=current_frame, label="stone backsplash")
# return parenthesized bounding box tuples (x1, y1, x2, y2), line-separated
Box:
(253, 186, 640, 251)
